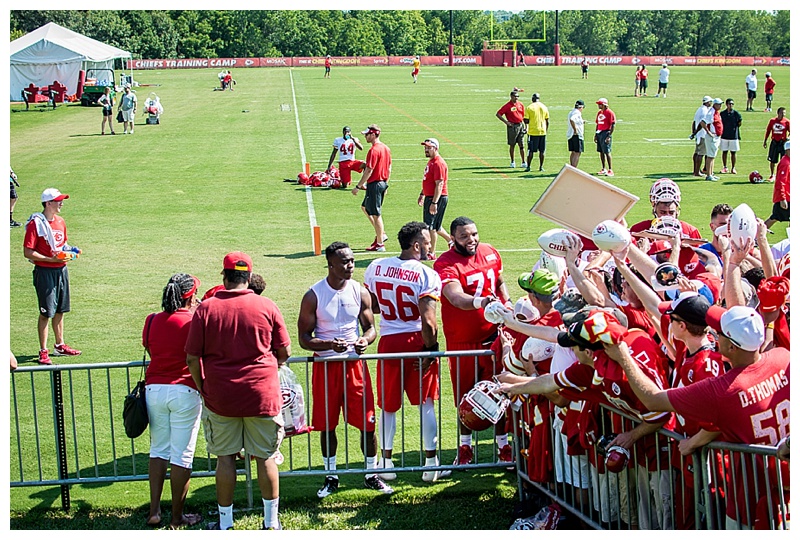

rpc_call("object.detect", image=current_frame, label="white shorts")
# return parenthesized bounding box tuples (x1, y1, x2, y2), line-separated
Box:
(719, 138, 740, 152)
(121, 109, 135, 122)
(552, 414, 590, 488)
(590, 463, 620, 524)
(704, 135, 720, 158)
(146, 383, 203, 469)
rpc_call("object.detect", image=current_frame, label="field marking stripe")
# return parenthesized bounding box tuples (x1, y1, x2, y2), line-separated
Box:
(289, 70, 318, 251)
(340, 72, 509, 179)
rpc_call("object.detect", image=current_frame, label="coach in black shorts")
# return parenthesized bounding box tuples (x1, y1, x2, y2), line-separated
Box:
(418, 138, 451, 259)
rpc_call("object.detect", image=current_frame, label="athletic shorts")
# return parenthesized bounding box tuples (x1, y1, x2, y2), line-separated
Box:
(33, 265, 70, 318)
(596, 130, 612, 154)
(446, 341, 499, 406)
(766, 93, 774, 103)
(412, 68, 420, 76)
(338, 159, 365, 186)
(658, 82, 668, 89)
(325, 66, 331, 73)
(769, 201, 790, 222)
(568, 135, 584, 153)
(640, 79, 648, 90)
(202, 408, 284, 460)
(527, 135, 546, 154)
(121, 109, 135, 122)
(146, 383, 202, 468)
(768, 140, 786, 163)
(747, 89, 757, 99)
(311, 357, 376, 432)
(376, 331, 439, 412)
(704, 135, 720, 158)
(10, 182, 18, 199)
(423, 195, 448, 232)
(102, 106, 113, 117)
(581, 66, 588, 73)
(694, 137, 705, 156)
(506, 122, 526, 146)
(720, 138, 740, 152)
(362, 180, 387, 216)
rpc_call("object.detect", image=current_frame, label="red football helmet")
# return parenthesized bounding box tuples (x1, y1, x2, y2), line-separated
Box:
(458, 380, 510, 432)
(309, 171, 328, 187)
(297, 173, 310, 185)
(328, 166, 340, 181)
(605, 445, 630, 473)
(749, 171, 764, 184)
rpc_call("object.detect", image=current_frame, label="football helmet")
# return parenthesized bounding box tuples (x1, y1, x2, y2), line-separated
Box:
(605, 445, 630, 473)
(749, 171, 764, 184)
(309, 171, 328, 187)
(649, 178, 681, 205)
(778, 253, 790, 279)
(458, 380, 510, 432)
(648, 215, 683, 238)
(297, 173, 311, 185)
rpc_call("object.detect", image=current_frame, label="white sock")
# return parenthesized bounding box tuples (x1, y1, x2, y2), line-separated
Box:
(379, 411, 397, 454)
(420, 399, 438, 451)
(460, 434, 472, 447)
(263, 497, 279, 529)
(365, 455, 377, 477)
(218, 504, 234, 530)
(425, 455, 438, 466)
(324, 456, 338, 478)
(496, 434, 509, 448)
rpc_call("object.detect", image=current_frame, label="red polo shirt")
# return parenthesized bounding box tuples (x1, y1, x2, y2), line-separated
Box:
(144, 310, 198, 390)
(497, 99, 525, 123)
(366, 141, 392, 183)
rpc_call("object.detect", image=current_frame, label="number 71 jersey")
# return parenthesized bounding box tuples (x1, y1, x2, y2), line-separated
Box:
(363, 256, 442, 336)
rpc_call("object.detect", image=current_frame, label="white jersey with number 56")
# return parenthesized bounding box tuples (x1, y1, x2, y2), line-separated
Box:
(364, 256, 441, 336)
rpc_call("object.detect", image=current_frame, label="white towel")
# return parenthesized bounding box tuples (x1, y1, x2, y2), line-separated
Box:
(26, 212, 59, 252)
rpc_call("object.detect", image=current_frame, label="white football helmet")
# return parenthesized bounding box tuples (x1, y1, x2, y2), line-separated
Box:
(458, 380, 511, 432)
(649, 178, 681, 205)
(649, 216, 683, 238)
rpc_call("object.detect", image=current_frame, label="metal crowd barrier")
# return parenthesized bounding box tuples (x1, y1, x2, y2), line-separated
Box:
(510, 402, 789, 530)
(10, 350, 517, 512)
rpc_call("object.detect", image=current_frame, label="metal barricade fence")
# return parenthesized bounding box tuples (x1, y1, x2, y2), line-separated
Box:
(510, 402, 789, 530)
(10, 350, 519, 511)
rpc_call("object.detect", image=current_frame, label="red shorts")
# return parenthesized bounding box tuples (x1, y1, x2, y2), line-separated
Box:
(412, 68, 420, 76)
(445, 341, 498, 406)
(376, 331, 439, 412)
(311, 356, 376, 432)
(338, 159, 365, 186)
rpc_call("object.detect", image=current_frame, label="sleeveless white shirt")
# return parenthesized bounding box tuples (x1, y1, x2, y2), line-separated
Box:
(309, 278, 362, 357)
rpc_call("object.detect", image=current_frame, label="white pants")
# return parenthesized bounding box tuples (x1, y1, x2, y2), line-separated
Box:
(552, 415, 589, 488)
(146, 383, 202, 469)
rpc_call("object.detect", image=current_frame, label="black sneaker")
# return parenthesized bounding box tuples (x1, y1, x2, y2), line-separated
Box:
(317, 475, 339, 498)
(364, 474, 393, 494)
(206, 522, 234, 530)
(10, 220, 22, 228)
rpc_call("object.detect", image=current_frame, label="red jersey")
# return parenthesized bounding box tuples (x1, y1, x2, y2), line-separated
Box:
(764, 77, 775, 94)
(629, 219, 702, 240)
(773, 154, 790, 203)
(23, 215, 67, 268)
(595, 108, 616, 131)
(325, 57, 331, 68)
(712, 110, 723, 137)
(422, 154, 448, 197)
(773, 309, 790, 350)
(434, 243, 504, 345)
(497, 99, 525, 123)
(184, 288, 291, 418)
(765, 117, 790, 142)
(640, 68, 648, 80)
(365, 141, 391, 183)
(619, 303, 657, 341)
(144, 310, 198, 390)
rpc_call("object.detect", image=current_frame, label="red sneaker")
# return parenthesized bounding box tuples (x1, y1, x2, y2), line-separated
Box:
(453, 444, 474, 466)
(53, 343, 82, 356)
(365, 243, 385, 252)
(38, 349, 53, 365)
(498, 444, 514, 463)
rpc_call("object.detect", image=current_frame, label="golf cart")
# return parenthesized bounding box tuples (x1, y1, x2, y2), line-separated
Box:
(80, 68, 116, 106)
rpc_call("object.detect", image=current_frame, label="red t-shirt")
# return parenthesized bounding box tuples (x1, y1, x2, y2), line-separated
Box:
(620, 303, 657, 341)
(712, 110, 723, 137)
(766, 117, 790, 141)
(422, 154, 448, 197)
(185, 288, 291, 417)
(325, 58, 331, 68)
(144, 310, 198, 390)
(23, 215, 67, 268)
(497, 100, 525, 123)
(365, 141, 391, 183)
(765, 77, 775, 94)
(595, 108, 616, 131)
(434, 243, 504, 345)
(630, 219, 702, 240)
(773, 309, 790, 350)
(640, 68, 648, 80)
(773, 154, 790, 203)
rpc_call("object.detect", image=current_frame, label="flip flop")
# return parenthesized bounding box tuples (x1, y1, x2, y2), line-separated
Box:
(146, 516, 162, 528)
(170, 513, 203, 529)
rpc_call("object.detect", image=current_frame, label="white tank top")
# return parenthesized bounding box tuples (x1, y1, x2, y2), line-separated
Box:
(309, 278, 362, 357)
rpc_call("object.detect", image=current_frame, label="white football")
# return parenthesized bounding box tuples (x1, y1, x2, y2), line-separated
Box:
(521, 337, 557, 363)
(483, 301, 508, 324)
(537, 228, 579, 258)
(537, 251, 567, 278)
(727, 204, 757, 245)
(591, 220, 632, 252)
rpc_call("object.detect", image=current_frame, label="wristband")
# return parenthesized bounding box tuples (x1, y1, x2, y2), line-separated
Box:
(422, 342, 439, 352)
(472, 296, 484, 309)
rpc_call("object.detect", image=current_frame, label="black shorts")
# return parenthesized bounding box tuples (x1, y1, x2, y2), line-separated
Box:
(596, 130, 612, 154)
(766, 93, 774, 103)
(581, 66, 588, 73)
(640, 79, 648, 89)
(33, 265, 71, 318)
(748, 89, 757, 99)
(768, 140, 786, 163)
(10, 182, 18, 199)
(325, 66, 331, 73)
(423, 195, 448, 232)
(658, 82, 667, 89)
(769, 201, 790, 222)
(527, 135, 546, 154)
(362, 181, 387, 216)
(506, 123, 526, 146)
(568, 135, 584, 153)
(102, 107, 113, 117)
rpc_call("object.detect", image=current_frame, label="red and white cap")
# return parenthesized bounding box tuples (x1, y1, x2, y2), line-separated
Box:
(41, 188, 69, 203)
(596, 98, 609, 105)
(705, 305, 765, 352)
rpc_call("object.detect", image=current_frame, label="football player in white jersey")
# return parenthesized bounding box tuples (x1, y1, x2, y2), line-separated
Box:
(326, 126, 365, 188)
(363, 222, 447, 482)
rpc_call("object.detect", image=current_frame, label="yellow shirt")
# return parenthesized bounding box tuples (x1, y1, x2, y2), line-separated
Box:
(524, 102, 550, 136)
(413, 59, 420, 69)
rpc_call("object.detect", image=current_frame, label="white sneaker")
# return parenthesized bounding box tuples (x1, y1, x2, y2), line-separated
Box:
(422, 457, 440, 483)
(510, 161, 516, 168)
(377, 457, 396, 481)
(520, 162, 527, 169)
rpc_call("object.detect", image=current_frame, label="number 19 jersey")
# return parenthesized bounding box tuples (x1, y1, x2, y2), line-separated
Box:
(363, 256, 441, 337)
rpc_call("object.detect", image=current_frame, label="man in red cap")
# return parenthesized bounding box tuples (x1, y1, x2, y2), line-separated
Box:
(185, 252, 291, 530)
(352, 124, 392, 252)
(23, 188, 82, 364)
(594, 98, 616, 177)
(417, 137, 451, 259)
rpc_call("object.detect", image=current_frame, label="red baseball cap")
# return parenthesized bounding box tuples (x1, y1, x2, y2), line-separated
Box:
(596, 98, 609, 105)
(757, 276, 790, 313)
(223, 251, 253, 272)
(695, 272, 722, 304)
(648, 240, 672, 255)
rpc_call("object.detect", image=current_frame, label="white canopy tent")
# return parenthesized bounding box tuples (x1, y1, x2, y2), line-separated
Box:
(9, 22, 132, 101)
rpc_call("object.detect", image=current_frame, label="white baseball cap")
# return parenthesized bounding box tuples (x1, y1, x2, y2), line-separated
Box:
(706, 305, 765, 352)
(702, 96, 713, 104)
(421, 138, 440, 150)
(41, 188, 69, 203)
(766, 72, 772, 77)
(513, 296, 540, 323)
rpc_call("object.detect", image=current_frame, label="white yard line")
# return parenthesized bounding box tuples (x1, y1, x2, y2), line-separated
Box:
(289, 69, 318, 250)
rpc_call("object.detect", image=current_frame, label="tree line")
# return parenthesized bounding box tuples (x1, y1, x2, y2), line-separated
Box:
(10, 10, 790, 60)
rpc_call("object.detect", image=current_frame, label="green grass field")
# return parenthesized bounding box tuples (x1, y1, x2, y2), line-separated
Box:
(7, 64, 790, 529)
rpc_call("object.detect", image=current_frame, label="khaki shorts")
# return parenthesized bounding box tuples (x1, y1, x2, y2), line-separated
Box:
(202, 407, 284, 459)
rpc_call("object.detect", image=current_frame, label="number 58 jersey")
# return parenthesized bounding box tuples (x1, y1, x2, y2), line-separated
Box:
(363, 256, 441, 337)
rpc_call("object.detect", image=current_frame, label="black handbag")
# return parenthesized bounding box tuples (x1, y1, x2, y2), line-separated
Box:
(123, 314, 152, 438)
(116, 110, 124, 123)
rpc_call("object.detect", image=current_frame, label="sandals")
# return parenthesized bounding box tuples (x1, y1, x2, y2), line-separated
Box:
(170, 513, 203, 529)
(146, 515, 162, 528)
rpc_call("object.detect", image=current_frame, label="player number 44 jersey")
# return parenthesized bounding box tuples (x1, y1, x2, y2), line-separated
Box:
(363, 256, 442, 336)
(333, 137, 358, 162)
